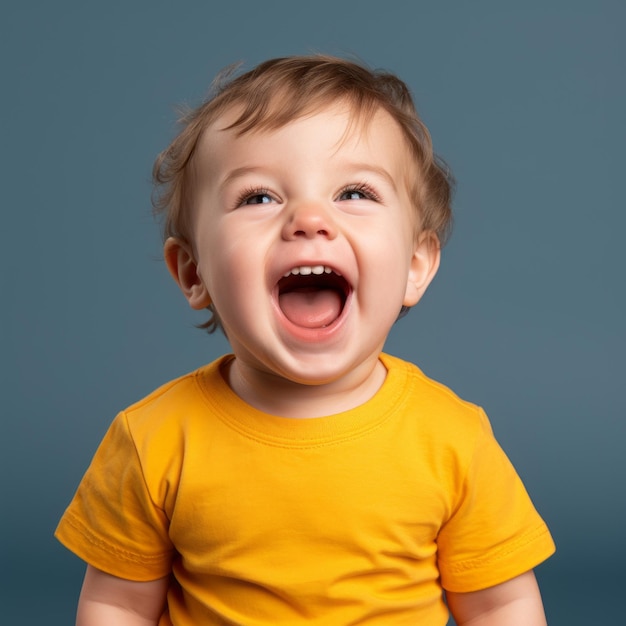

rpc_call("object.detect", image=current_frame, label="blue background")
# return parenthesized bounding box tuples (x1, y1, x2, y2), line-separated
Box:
(2, 1, 624, 624)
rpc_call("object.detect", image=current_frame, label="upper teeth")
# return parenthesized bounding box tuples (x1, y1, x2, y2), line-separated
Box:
(284, 265, 339, 277)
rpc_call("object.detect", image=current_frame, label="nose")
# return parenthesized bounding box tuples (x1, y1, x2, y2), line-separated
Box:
(281, 200, 338, 241)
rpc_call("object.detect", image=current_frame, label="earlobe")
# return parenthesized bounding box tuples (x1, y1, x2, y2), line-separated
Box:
(403, 231, 441, 307)
(163, 237, 212, 310)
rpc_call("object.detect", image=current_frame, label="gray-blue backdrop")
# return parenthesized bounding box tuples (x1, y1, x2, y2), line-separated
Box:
(2, 1, 624, 624)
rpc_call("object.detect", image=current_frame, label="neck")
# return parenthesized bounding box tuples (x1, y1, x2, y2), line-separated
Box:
(225, 356, 387, 418)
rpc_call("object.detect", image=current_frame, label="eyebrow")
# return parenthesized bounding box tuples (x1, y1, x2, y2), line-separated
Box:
(219, 163, 399, 191)
(219, 166, 268, 191)
(342, 163, 398, 191)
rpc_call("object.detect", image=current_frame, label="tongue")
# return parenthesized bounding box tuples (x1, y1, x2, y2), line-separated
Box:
(279, 288, 343, 328)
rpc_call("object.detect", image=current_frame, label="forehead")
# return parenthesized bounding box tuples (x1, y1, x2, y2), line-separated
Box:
(196, 103, 413, 176)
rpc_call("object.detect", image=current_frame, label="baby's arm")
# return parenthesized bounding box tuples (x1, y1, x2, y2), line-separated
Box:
(446, 570, 547, 625)
(76, 565, 169, 626)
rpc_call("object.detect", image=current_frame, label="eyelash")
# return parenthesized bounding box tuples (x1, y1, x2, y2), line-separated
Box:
(234, 181, 381, 208)
(234, 186, 275, 207)
(337, 182, 381, 202)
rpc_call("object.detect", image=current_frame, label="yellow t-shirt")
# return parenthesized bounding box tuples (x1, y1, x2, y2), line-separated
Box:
(56, 353, 555, 625)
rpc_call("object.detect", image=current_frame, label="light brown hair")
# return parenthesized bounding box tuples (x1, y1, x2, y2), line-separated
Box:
(152, 55, 454, 331)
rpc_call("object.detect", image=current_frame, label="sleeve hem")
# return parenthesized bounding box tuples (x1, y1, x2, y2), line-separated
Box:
(55, 512, 173, 582)
(440, 525, 556, 593)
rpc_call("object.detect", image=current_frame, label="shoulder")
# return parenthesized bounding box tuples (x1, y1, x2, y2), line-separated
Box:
(109, 355, 233, 457)
(378, 353, 502, 489)
(381, 352, 490, 439)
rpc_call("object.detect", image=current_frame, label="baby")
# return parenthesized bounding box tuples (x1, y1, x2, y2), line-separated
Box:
(56, 55, 555, 625)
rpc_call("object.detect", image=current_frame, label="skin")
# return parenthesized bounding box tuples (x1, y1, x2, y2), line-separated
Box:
(76, 104, 548, 624)
(77, 566, 168, 625)
(446, 571, 548, 625)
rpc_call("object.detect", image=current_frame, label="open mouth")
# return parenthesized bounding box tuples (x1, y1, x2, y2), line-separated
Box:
(277, 265, 350, 329)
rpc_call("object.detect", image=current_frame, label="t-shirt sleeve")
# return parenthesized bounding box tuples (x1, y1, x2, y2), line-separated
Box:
(436, 408, 555, 592)
(55, 412, 174, 581)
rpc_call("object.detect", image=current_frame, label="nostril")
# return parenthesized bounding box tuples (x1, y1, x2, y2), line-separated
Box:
(293, 228, 329, 238)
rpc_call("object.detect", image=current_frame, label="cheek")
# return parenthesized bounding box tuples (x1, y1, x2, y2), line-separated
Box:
(362, 245, 412, 305)
(201, 241, 261, 313)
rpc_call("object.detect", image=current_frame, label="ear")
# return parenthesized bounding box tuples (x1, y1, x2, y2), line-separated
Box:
(403, 231, 441, 307)
(163, 237, 212, 310)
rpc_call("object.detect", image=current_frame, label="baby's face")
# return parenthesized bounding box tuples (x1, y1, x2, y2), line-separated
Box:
(177, 104, 438, 404)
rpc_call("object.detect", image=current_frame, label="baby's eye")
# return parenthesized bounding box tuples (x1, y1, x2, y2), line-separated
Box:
(336, 184, 380, 202)
(339, 189, 367, 201)
(236, 188, 276, 207)
(242, 192, 273, 205)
